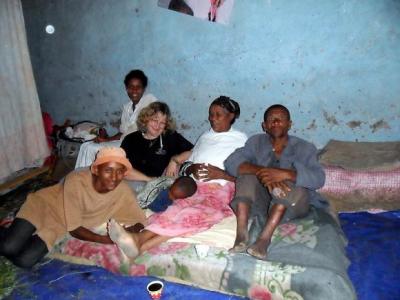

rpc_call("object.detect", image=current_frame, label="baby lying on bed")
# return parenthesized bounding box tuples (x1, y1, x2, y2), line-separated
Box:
(147, 176, 197, 212)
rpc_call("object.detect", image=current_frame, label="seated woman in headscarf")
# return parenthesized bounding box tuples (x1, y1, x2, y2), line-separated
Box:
(107, 96, 247, 257)
(75, 70, 157, 169)
(0, 147, 146, 268)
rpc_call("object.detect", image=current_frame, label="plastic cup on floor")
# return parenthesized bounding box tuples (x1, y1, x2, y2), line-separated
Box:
(147, 280, 164, 299)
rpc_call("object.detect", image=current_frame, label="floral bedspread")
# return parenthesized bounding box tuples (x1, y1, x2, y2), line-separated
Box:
(51, 207, 355, 300)
(146, 181, 235, 237)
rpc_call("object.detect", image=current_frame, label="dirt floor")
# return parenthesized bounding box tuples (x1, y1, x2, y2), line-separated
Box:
(0, 157, 75, 219)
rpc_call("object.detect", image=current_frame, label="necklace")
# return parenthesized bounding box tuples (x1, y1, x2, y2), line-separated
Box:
(142, 132, 158, 147)
(148, 138, 157, 148)
(143, 133, 166, 155)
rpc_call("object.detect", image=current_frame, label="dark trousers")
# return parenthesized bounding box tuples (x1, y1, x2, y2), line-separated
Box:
(0, 218, 48, 268)
(230, 174, 309, 243)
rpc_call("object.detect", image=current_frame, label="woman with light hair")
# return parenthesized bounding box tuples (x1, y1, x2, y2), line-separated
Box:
(121, 101, 193, 180)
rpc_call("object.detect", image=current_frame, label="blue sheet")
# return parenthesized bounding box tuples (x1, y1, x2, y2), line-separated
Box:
(2, 210, 399, 299)
(340, 210, 400, 300)
(5, 259, 246, 299)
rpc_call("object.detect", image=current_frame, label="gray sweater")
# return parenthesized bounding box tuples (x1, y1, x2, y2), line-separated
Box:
(224, 134, 328, 208)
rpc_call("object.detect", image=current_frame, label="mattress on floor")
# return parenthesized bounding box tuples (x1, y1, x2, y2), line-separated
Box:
(318, 140, 400, 212)
(50, 207, 356, 300)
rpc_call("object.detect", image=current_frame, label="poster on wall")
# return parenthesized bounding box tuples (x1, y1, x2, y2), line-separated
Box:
(158, 0, 235, 25)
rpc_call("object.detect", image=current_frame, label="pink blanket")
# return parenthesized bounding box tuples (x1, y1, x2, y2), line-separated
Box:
(320, 166, 400, 194)
(145, 181, 235, 237)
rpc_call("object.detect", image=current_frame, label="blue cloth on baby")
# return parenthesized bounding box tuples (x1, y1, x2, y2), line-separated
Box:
(147, 189, 173, 212)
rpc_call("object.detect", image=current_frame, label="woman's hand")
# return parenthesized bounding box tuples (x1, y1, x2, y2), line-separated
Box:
(189, 163, 234, 182)
(125, 168, 153, 182)
(165, 160, 180, 177)
(202, 164, 227, 181)
(187, 163, 205, 180)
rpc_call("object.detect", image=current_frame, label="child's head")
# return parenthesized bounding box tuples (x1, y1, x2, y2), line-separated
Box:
(148, 176, 197, 212)
(169, 176, 197, 200)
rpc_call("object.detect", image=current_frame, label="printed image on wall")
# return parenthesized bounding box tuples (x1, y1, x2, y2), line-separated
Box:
(158, 0, 235, 25)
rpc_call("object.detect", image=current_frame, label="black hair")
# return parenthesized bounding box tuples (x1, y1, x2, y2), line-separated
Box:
(264, 104, 291, 121)
(210, 96, 241, 124)
(172, 176, 197, 197)
(124, 69, 148, 89)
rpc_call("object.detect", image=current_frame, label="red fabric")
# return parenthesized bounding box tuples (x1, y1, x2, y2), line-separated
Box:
(42, 112, 54, 149)
(42, 112, 53, 136)
(42, 112, 56, 167)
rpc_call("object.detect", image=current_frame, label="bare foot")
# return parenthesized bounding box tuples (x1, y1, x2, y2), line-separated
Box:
(108, 219, 139, 259)
(229, 233, 249, 253)
(246, 238, 270, 260)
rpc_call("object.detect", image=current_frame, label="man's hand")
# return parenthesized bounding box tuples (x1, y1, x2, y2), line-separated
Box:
(256, 167, 295, 186)
(124, 223, 144, 233)
(70, 226, 114, 244)
(266, 181, 291, 198)
(256, 168, 296, 198)
(256, 168, 290, 186)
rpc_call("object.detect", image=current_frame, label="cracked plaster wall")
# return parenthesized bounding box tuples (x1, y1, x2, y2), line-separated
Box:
(22, 0, 400, 148)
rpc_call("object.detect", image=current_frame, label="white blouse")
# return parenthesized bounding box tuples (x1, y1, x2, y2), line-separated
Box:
(120, 93, 157, 138)
(189, 127, 247, 184)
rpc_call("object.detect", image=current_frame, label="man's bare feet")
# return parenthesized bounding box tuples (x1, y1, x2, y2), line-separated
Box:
(108, 219, 139, 259)
(246, 238, 270, 260)
(229, 242, 247, 253)
(229, 232, 249, 253)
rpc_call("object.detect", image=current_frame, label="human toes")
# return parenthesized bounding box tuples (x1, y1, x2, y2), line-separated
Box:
(229, 242, 248, 253)
(108, 220, 139, 258)
(246, 245, 267, 260)
(107, 219, 124, 242)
